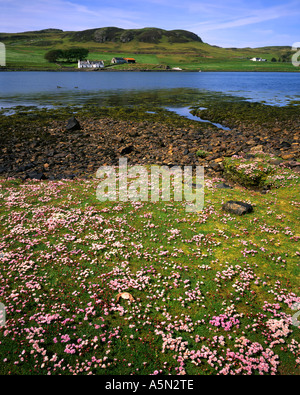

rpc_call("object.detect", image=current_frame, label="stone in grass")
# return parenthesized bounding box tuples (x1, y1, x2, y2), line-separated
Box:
(222, 200, 253, 216)
(26, 172, 47, 180)
(216, 182, 233, 189)
(66, 116, 81, 132)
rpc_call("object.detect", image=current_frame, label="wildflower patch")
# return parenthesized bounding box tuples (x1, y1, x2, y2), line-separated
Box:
(223, 154, 276, 189)
(0, 172, 299, 375)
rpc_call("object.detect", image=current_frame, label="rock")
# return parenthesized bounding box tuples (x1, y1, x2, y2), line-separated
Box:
(279, 141, 291, 148)
(120, 145, 134, 155)
(286, 161, 300, 167)
(188, 183, 203, 189)
(17, 162, 34, 172)
(210, 161, 222, 172)
(116, 292, 135, 303)
(281, 153, 295, 160)
(244, 154, 256, 160)
(60, 173, 76, 180)
(273, 128, 281, 133)
(222, 200, 253, 216)
(66, 116, 81, 132)
(2, 112, 299, 182)
(281, 161, 300, 173)
(26, 172, 47, 180)
(250, 145, 264, 152)
(205, 154, 218, 161)
(269, 159, 284, 166)
(216, 182, 233, 189)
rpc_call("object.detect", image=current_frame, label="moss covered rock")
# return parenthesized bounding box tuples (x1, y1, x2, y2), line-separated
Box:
(223, 154, 276, 189)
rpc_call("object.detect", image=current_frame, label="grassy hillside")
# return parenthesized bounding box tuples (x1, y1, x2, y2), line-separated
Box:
(0, 27, 297, 71)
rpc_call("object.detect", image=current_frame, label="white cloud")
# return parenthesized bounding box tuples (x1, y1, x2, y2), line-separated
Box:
(0, 0, 299, 47)
(0, 0, 143, 32)
(189, 1, 299, 32)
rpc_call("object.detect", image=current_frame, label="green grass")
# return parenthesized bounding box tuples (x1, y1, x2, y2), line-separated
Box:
(0, 155, 299, 375)
(1, 29, 298, 71)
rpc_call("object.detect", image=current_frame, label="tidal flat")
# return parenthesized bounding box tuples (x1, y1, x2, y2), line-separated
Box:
(0, 93, 299, 180)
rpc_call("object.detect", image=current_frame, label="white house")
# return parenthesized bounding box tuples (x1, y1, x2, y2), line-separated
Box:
(250, 57, 267, 62)
(78, 60, 104, 69)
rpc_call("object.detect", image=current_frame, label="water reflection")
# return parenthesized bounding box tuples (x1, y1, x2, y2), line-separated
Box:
(165, 106, 231, 130)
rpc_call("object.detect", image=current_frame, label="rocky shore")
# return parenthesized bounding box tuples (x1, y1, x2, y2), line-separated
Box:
(0, 112, 299, 181)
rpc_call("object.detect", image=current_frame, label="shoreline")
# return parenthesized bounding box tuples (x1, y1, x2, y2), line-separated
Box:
(1, 67, 299, 73)
(0, 105, 299, 182)
(1, 69, 299, 73)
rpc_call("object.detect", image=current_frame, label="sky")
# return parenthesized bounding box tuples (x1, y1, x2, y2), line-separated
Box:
(0, 0, 299, 48)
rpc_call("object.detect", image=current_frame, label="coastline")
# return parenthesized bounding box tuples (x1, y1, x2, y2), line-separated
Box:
(1, 68, 299, 72)
(0, 104, 299, 182)
(0, 81, 300, 378)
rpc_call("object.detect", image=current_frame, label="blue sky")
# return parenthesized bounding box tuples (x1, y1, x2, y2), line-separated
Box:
(0, 0, 299, 47)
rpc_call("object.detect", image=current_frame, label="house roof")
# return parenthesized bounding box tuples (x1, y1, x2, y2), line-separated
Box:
(79, 60, 103, 63)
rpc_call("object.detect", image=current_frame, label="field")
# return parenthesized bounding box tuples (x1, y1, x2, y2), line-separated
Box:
(1, 28, 297, 71)
(0, 153, 299, 375)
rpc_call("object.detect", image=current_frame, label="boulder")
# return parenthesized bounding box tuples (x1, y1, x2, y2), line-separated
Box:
(222, 200, 253, 216)
(281, 153, 295, 160)
(250, 145, 264, 152)
(216, 182, 233, 189)
(66, 116, 81, 132)
(17, 162, 34, 172)
(279, 141, 291, 148)
(120, 145, 134, 155)
(26, 172, 47, 180)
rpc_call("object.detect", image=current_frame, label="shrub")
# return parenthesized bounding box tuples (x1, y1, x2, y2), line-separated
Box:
(196, 150, 209, 158)
(44, 48, 89, 63)
(44, 49, 64, 63)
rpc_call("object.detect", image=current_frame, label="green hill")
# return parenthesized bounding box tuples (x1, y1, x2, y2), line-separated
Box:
(69, 27, 203, 44)
(0, 27, 296, 71)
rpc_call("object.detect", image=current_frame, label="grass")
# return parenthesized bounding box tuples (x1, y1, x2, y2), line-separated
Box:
(1, 29, 298, 71)
(5, 47, 297, 71)
(196, 150, 209, 159)
(0, 155, 299, 375)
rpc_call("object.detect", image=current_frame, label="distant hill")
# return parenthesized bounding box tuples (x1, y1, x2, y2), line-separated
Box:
(70, 27, 203, 44)
(0, 27, 295, 71)
(0, 27, 203, 44)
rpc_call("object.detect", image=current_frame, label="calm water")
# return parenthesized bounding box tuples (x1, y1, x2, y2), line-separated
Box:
(0, 71, 299, 110)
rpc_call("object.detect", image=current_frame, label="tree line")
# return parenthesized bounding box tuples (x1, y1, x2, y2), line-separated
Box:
(44, 48, 89, 63)
(271, 51, 293, 62)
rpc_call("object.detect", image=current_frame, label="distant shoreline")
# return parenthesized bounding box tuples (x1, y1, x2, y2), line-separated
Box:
(1, 68, 299, 73)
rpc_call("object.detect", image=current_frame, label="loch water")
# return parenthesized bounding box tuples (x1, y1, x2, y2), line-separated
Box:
(0, 71, 299, 113)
